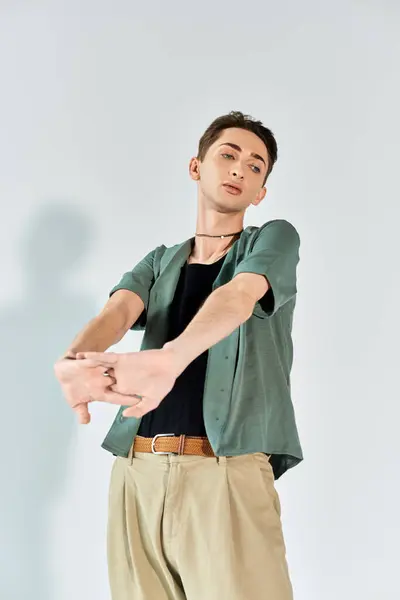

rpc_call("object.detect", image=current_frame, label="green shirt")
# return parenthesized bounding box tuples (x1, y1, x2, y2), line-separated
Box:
(101, 219, 303, 479)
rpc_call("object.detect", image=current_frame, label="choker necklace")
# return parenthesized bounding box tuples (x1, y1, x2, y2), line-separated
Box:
(195, 229, 243, 239)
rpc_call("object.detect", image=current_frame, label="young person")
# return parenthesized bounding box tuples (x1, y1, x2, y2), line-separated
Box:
(55, 110, 303, 600)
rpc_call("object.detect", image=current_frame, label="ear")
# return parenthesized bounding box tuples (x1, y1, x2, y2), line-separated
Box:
(189, 157, 201, 181)
(251, 186, 267, 207)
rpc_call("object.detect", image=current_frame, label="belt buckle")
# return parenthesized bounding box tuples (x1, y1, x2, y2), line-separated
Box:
(151, 433, 178, 455)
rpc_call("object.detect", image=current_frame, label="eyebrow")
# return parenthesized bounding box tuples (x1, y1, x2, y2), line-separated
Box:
(218, 142, 267, 167)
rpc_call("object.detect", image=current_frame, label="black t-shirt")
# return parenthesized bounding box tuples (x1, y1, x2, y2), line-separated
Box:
(137, 254, 226, 438)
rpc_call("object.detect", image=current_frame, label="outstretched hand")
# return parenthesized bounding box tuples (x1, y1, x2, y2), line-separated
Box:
(75, 347, 186, 418)
(54, 356, 123, 424)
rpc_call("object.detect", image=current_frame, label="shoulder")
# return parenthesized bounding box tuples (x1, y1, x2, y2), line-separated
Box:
(243, 219, 300, 251)
(246, 218, 299, 237)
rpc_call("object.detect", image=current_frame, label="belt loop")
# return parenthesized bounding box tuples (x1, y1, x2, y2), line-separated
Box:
(128, 441, 134, 465)
(217, 456, 227, 465)
(178, 434, 186, 455)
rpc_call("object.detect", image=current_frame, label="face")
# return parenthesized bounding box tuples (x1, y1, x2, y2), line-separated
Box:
(189, 127, 269, 213)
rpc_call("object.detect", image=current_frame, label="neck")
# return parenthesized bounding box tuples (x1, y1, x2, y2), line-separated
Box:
(191, 202, 244, 263)
(189, 231, 242, 264)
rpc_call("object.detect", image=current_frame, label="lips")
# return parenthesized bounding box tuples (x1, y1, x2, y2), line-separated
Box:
(223, 183, 242, 195)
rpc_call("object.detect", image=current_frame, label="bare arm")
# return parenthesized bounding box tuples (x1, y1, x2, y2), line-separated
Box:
(74, 273, 269, 419)
(164, 272, 269, 372)
(63, 289, 145, 357)
(55, 289, 145, 423)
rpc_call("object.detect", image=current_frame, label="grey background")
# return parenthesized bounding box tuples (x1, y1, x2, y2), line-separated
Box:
(1, 1, 399, 599)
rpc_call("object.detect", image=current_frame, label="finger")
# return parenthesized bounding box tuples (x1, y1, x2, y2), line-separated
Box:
(76, 352, 118, 365)
(123, 404, 147, 418)
(104, 374, 117, 386)
(74, 404, 91, 424)
(109, 383, 136, 395)
(102, 390, 142, 406)
(122, 396, 155, 418)
(122, 406, 140, 418)
(71, 358, 116, 370)
(105, 368, 116, 384)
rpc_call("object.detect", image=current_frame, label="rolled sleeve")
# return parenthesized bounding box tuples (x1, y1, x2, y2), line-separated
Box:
(110, 247, 158, 331)
(233, 220, 300, 318)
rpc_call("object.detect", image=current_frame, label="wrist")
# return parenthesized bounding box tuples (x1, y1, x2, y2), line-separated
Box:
(162, 341, 191, 377)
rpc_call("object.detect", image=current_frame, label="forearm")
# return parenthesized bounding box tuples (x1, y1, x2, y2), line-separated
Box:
(164, 283, 252, 373)
(63, 310, 127, 358)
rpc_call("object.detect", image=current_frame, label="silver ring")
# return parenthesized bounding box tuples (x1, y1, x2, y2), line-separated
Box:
(103, 370, 111, 377)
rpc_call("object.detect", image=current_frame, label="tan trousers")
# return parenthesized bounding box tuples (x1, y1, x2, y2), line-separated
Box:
(107, 449, 293, 600)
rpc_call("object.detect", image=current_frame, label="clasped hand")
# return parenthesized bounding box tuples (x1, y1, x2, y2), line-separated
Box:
(54, 347, 185, 424)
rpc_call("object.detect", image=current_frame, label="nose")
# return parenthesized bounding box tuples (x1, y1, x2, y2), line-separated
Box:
(230, 167, 244, 180)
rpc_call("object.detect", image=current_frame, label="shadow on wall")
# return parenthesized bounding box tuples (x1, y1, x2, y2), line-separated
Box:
(0, 203, 95, 600)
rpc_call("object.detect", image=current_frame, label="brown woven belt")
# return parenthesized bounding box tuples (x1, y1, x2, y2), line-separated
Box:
(133, 434, 216, 457)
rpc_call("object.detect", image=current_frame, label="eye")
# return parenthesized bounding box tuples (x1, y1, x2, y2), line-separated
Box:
(221, 153, 261, 174)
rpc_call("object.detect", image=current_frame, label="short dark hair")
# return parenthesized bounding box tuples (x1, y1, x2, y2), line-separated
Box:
(197, 110, 278, 185)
